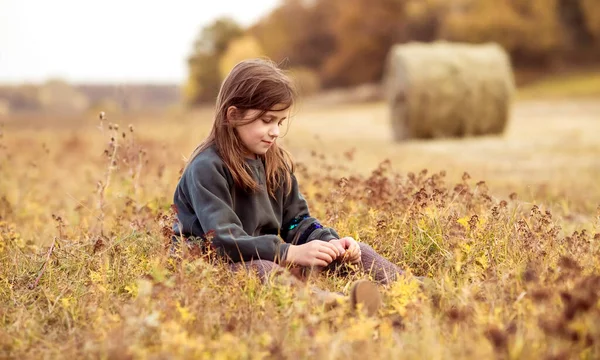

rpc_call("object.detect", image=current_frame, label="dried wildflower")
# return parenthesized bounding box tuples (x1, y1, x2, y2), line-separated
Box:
(484, 325, 507, 352)
(491, 206, 499, 219)
(557, 256, 581, 272)
(530, 288, 551, 302)
(531, 205, 540, 217)
(446, 306, 471, 323)
(468, 215, 479, 230)
(523, 266, 538, 282)
(93, 235, 105, 253)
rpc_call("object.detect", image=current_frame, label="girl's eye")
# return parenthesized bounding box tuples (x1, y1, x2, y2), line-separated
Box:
(262, 117, 285, 126)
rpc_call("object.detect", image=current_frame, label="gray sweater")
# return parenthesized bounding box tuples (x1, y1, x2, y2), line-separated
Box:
(172, 146, 339, 263)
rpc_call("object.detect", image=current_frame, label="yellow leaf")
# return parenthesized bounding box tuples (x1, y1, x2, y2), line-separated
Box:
(60, 297, 72, 308)
(124, 283, 138, 297)
(476, 254, 489, 270)
(176, 301, 196, 323)
(457, 216, 470, 229)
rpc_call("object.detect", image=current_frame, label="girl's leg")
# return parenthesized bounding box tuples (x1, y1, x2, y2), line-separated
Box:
(231, 259, 381, 315)
(230, 259, 292, 284)
(231, 260, 340, 302)
(359, 242, 404, 285)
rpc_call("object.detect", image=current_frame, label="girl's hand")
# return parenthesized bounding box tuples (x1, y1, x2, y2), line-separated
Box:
(285, 240, 340, 267)
(337, 237, 361, 264)
(328, 239, 346, 258)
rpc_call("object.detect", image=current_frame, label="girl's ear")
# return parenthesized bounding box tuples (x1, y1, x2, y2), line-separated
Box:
(226, 106, 239, 123)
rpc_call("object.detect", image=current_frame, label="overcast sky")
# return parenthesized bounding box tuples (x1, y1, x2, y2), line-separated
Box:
(0, 0, 280, 84)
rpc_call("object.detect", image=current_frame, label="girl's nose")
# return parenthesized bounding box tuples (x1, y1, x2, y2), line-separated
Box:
(269, 124, 280, 137)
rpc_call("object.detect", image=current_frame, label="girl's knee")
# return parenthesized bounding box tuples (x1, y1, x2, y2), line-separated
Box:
(248, 259, 282, 273)
(358, 242, 375, 254)
(231, 259, 280, 274)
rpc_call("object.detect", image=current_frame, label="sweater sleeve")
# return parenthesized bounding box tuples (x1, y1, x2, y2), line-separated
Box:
(280, 173, 339, 245)
(185, 159, 289, 263)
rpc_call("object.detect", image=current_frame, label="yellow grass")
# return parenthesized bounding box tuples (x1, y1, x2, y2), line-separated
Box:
(1, 99, 600, 359)
(518, 70, 600, 99)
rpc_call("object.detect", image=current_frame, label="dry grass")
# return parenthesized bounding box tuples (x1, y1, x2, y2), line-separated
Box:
(1, 98, 599, 359)
(517, 70, 600, 100)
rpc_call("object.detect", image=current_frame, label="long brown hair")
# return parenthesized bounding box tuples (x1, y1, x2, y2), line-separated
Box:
(185, 58, 297, 197)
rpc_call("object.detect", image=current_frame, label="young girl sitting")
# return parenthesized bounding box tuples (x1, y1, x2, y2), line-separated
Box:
(172, 58, 408, 315)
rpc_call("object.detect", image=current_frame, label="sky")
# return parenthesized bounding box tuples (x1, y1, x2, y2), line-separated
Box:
(0, 0, 281, 84)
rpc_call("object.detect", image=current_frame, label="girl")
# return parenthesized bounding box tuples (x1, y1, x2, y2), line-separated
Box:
(172, 59, 408, 315)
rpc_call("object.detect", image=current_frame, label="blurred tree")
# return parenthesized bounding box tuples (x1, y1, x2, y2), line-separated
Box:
(404, 0, 446, 41)
(557, 0, 594, 49)
(185, 18, 243, 105)
(442, 0, 563, 65)
(250, 0, 337, 71)
(190, 0, 600, 94)
(289, 67, 321, 96)
(218, 35, 265, 79)
(581, 0, 600, 42)
(322, 0, 407, 87)
(184, 54, 219, 106)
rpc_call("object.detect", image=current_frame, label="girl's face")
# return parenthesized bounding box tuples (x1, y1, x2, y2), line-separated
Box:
(231, 104, 290, 159)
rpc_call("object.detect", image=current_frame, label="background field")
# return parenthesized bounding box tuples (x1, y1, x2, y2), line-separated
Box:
(1, 80, 600, 358)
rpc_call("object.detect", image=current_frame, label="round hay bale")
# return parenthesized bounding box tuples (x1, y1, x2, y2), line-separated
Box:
(384, 41, 515, 140)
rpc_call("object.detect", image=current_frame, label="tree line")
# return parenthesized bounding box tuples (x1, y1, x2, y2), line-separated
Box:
(185, 0, 600, 105)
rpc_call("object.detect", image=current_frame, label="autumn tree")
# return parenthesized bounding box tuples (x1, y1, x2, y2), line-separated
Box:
(440, 0, 563, 66)
(581, 0, 600, 42)
(187, 0, 600, 97)
(250, 0, 337, 71)
(218, 35, 265, 80)
(252, 0, 409, 88)
(322, 0, 407, 87)
(185, 17, 243, 105)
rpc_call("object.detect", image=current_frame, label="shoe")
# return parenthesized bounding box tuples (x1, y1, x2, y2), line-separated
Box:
(349, 280, 382, 316)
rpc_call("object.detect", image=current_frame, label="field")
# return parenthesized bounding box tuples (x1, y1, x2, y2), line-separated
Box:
(1, 94, 600, 359)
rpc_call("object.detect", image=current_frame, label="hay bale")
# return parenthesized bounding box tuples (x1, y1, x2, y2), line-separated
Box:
(384, 41, 515, 140)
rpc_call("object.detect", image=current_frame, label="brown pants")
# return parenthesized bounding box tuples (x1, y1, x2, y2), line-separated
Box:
(231, 242, 404, 285)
